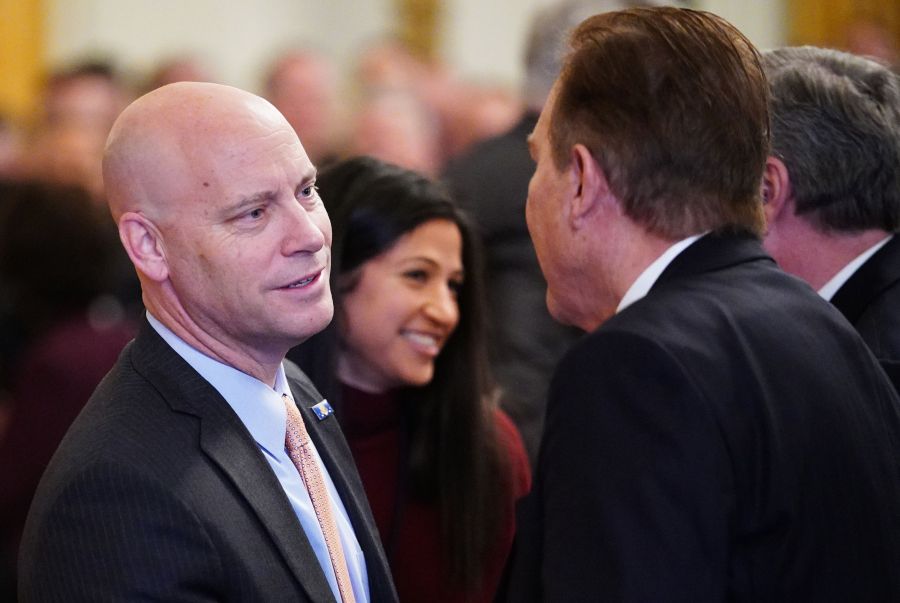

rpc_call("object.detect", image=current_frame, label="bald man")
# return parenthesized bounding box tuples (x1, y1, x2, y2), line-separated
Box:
(18, 83, 398, 602)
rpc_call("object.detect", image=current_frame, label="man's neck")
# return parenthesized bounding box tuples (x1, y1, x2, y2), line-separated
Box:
(145, 297, 283, 387)
(578, 228, 681, 332)
(616, 233, 706, 315)
(785, 227, 891, 291)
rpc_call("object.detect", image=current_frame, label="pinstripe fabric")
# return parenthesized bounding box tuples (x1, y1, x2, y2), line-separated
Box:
(18, 318, 398, 603)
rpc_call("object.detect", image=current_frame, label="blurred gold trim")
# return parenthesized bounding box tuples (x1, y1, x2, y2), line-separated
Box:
(787, 0, 899, 59)
(397, 0, 440, 61)
(0, 0, 44, 124)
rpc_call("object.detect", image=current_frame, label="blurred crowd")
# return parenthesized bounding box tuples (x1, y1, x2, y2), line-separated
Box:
(0, 40, 524, 191)
(0, 42, 529, 426)
(1, 1, 898, 599)
(0, 32, 526, 599)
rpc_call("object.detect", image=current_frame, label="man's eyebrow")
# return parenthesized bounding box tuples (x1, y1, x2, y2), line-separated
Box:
(227, 190, 278, 215)
(302, 167, 317, 183)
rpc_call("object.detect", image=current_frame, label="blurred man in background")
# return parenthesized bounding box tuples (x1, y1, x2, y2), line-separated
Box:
(761, 46, 900, 391)
(265, 49, 340, 166)
(444, 0, 669, 463)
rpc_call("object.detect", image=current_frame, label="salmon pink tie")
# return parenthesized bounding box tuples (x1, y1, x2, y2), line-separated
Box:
(282, 394, 356, 603)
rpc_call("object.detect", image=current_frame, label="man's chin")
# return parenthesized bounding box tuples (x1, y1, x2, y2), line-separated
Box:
(546, 292, 572, 327)
(288, 304, 334, 345)
(547, 292, 599, 332)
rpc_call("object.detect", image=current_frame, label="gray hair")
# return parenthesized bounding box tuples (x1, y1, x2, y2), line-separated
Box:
(763, 46, 900, 232)
(522, 0, 673, 110)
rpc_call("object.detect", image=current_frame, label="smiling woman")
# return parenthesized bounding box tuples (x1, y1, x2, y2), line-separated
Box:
(287, 156, 530, 602)
(339, 218, 464, 393)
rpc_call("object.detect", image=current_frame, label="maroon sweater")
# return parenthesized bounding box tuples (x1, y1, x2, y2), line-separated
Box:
(340, 385, 531, 602)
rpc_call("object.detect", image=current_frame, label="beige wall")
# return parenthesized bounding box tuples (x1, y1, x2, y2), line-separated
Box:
(44, 0, 787, 92)
(696, 0, 787, 50)
(0, 0, 43, 121)
(443, 0, 787, 90)
(45, 0, 393, 92)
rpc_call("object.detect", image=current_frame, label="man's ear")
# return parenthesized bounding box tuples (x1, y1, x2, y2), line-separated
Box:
(762, 156, 793, 224)
(118, 211, 170, 282)
(568, 143, 609, 229)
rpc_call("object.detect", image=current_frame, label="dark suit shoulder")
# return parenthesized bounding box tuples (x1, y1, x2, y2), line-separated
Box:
(852, 280, 900, 392)
(538, 328, 731, 601)
(831, 236, 900, 321)
(20, 333, 320, 601)
(527, 251, 900, 600)
(19, 456, 225, 601)
(849, 276, 900, 352)
(54, 341, 209, 476)
(821, 236, 900, 390)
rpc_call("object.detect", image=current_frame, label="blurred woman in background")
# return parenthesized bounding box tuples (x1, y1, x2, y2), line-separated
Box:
(0, 180, 135, 596)
(288, 156, 530, 602)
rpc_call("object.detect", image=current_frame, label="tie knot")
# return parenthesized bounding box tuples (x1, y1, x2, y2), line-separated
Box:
(283, 393, 311, 451)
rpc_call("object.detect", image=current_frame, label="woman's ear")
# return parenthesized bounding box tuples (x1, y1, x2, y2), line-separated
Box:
(118, 211, 169, 282)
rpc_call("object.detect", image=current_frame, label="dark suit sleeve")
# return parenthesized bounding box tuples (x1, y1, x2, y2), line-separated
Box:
(19, 460, 224, 602)
(536, 331, 732, 602)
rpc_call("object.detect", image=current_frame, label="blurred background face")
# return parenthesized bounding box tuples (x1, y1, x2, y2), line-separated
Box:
(347, 89, 441, 176)
(44, 72, 127, 131)
(266, 52, 338, 165)
(338, 218, 463, 393)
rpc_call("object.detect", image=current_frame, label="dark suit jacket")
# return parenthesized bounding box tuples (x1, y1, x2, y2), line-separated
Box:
(504, 232, 900, 602)
(831, 234, 900, 392)
(18, 319, 398, 602)
(443, 114, 581, 464)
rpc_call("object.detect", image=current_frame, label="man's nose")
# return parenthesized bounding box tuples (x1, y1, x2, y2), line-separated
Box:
(282, 204, 326, 255)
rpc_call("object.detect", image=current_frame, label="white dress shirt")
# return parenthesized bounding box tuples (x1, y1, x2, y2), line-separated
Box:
(818, 235, 893, 301)
(147, 312, 369, 603)
(617, 233, 706, 314)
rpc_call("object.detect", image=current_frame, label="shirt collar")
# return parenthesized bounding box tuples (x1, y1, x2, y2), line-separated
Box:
(146, 312, 290, 458)
(818, 234, 894, 301)
(616, 233, 706, 314)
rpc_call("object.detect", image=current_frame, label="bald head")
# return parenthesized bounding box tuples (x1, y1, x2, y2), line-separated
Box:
(103, 82, 295, 221)
(104, 81, 331, 383)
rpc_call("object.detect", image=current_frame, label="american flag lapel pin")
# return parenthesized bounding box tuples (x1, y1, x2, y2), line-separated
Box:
(311, 399, 334, 421)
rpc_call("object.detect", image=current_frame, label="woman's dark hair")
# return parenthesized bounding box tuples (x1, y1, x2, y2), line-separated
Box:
(288, 156, 510, 592)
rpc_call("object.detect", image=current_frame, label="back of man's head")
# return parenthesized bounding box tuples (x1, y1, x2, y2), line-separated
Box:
(523, 0, 676, 112)
(548, 7, 769, 239)
(763, 47, 900, 233)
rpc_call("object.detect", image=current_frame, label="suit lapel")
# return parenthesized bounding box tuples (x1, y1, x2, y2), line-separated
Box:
(830, 235, 900, 325)
(286, 366, 396, 602)
(129, 319, 336, 603)
(198, 422, 335, 603)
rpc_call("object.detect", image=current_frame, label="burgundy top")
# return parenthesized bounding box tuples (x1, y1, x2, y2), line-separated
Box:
(0, 314, 135, 572)
(340, 385, 531, 603)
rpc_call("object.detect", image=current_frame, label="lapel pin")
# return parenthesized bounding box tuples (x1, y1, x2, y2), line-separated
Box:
(311, 399, 334, 421)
